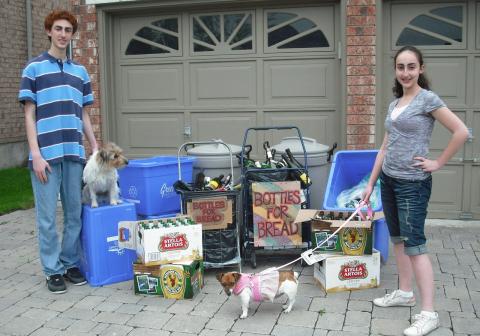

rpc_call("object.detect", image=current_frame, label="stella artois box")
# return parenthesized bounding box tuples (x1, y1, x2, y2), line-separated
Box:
(118, 215, 202, 264)
(313, 249, 380, 293)
(294, 209, 384, 255)
(133, 259, 204, 299)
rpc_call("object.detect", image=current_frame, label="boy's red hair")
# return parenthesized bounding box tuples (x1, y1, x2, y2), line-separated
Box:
(44, 10, 78, 34)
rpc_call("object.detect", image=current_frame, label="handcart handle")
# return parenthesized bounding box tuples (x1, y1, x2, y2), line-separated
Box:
(240, 126, 308, 172)
(177, 140, 236, 213)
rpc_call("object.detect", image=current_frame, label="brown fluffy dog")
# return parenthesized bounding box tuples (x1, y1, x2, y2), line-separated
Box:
(82, 142, 128, 207)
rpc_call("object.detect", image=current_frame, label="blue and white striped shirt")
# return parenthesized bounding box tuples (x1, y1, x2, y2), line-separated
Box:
(18, 51, 93, 168)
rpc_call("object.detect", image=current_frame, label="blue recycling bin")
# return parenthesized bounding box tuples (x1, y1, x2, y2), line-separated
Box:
(323, 150, 389, 263)
(80, 202, 138, 286)
(373, 218, 390, 264)
(323, 150, 382, 212)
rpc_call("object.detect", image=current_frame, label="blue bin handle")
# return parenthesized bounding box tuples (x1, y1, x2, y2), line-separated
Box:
(177, 140, 235, 214)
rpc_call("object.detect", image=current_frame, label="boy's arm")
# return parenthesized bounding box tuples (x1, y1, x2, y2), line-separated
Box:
(83, 109, 98, 153)
(25, 101, 51, 183)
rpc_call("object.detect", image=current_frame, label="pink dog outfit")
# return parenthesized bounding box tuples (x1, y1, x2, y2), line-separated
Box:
(233, 268, 279, 302)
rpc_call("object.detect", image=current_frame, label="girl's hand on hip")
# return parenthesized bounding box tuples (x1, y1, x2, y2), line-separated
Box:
(412, 157, 440, 172)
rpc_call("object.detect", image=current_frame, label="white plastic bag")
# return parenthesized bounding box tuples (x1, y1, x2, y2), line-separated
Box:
(336, 174, 381, 209)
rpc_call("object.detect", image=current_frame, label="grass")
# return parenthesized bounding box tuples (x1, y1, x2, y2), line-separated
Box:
(0, 167, 34, 215)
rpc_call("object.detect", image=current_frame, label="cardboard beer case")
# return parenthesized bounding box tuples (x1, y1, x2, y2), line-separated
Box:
(133, 259, 204, 299)
(294, 209, 384, 255)
(118, 215, 202, 265)
(313, 249, 381, 293)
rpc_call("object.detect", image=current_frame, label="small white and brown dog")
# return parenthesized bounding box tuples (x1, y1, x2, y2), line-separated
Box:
(216, 268, 299, 319)
(82, 142, 128, 208)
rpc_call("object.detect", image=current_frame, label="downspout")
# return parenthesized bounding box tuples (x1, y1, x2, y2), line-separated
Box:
(26, 0, 32, 60)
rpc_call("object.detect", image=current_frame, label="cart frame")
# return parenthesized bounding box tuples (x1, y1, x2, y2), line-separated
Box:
(177, 141, 242, 271)
(240, 126, 311, 268)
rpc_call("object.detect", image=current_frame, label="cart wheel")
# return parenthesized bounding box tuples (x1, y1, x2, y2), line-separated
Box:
(251, 251, 257, 268)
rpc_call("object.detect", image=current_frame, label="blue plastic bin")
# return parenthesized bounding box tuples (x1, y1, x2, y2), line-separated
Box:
(80, 202, 138, 287)
(323, 150, 382, 212)
(373, 218, 390, 264)
(118, 156, 195, 216)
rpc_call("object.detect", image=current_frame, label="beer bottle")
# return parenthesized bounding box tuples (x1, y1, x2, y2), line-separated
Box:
(194, 172, 206, 191)
(205, 174, 224, 190)
(173, 179, 193, 192)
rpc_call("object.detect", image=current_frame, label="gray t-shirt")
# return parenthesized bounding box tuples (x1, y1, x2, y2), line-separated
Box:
(382, 89, 446, 180)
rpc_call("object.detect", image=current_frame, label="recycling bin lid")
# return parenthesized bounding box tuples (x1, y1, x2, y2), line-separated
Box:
(185, 139, 242, 157)
(272, 137, 329, 157)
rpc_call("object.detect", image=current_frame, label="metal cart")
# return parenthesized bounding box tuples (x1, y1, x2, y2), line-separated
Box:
(240, 126, 311, 268)
(177, 141, 242, 272)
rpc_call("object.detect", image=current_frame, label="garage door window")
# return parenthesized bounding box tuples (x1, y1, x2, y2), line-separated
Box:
(394, 4, 465, 48)
(191, 12, 254, 54)
(126, 17, 180, 55)
(264, 7, 334, 53)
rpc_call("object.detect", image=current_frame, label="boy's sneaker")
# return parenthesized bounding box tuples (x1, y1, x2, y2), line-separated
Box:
(64, 267, 87, 286)
(374, 290, 416, 307)
(404, 311, 439, 336)
(46, 274, 67, 294)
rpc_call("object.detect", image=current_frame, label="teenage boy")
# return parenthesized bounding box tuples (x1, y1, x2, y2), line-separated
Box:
(18, 10, 98, 293)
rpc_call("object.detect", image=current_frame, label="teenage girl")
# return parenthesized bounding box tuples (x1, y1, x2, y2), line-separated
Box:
(362, 46, 468, 336)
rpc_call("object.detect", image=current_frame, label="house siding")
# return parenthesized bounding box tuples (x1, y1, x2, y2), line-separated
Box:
(0, 0, 378, 169)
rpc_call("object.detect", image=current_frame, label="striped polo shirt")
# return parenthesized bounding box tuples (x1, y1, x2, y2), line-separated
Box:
(18, 51, 93, 168)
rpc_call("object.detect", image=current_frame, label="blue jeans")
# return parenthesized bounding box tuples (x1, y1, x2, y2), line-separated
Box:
(380, 171, 432, 256)
(30, 161, 83, 276)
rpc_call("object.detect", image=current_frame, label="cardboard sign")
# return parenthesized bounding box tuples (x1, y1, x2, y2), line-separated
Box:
(186, 196, 232, 230)
(252, 181, 302, 247)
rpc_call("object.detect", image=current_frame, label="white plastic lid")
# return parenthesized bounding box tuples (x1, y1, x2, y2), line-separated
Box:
(185, 139, 241, 157)
(272, 137, 329, 156)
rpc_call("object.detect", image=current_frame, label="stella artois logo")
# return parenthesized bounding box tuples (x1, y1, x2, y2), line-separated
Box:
(162, 269, 184, 295)
(341, 228, 366, 252)
(338, 261, 368, 280)
(158, 233, 189, 252)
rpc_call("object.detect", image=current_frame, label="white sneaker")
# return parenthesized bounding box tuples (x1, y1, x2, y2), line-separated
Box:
(404, 311, 439, 336)
(373, 290, 416, 307)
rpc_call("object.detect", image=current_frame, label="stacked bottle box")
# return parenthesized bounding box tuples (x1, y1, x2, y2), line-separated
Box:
(294, 208, 382, 293)
(117, 214, 204, 299)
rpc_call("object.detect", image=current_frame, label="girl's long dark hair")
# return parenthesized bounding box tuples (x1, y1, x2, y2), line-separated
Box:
(392, 46, 430, 98)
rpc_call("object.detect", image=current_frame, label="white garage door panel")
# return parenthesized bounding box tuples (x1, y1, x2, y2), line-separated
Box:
(264, 59, 336, 106)
(430, 111, 466, 160)
(122, 65, 184, 106)
(471, 166, 480, 215)
(127, 114, 185, 149)
(264, 111, 336, 148)
(191, 112, 257, 147)
(430, 166, 464, 210)
(190, 62, 256, 106)
(425, 57, 467, 106)
(475, 57, 480, 106)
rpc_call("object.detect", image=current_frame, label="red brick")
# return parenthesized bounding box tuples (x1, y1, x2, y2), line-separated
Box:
(347, 36, 375, 46)
(347, 46, 376, 55)
(346, 15, 376, 26)
(347, 55, 376, 66)
(347, 105, 376, 114)
(347, 115, 376, 124)
(347, 0, 376, 6)
(347, 85, 376, 95)
(346, 66, 374, 75)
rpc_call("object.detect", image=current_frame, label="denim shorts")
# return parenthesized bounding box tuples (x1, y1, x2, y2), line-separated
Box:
(380, 170, 432, 256)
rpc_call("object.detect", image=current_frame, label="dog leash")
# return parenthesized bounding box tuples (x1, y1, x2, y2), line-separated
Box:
(264, 201, 370, 273)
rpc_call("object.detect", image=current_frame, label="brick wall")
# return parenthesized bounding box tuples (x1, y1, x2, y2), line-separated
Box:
(0, 0, 71, 167)
(70, 0, 102, 151)
(346, 0, 376, 149)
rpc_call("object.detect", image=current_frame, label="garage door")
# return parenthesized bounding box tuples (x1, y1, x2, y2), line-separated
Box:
(112, 3, 340, 160)
(383, 0, 480, 219)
